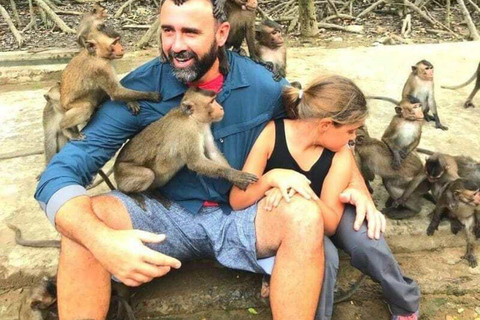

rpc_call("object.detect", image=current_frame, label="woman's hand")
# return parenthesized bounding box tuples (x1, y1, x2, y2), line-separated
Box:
(265, 169, 319, 203)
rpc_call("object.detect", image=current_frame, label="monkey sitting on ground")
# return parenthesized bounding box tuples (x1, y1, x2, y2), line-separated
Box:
(76, 3, 107, 48)
(369, 60, 448, 130)
(255, 19, 286, 78)
(442, 61, 480, 109)
(19, 276, 136, 320)
(114, 87, 259, 209)
(354, 126, 430, 219)
(426, 179, 480, 268)
(60, 22, 161, 141)
(381, 96, 424, 169)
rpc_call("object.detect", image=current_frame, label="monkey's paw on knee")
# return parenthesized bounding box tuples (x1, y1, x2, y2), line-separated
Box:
(462, 253, 477, 268)
(126, 101, 141, 115)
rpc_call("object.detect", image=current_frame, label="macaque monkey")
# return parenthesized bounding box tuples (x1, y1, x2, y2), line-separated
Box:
(42, 83, 73, 165)
(426, 179, 480, 267)
(19, 277, 57, 320)
(60, 23, 161, 140)
(354, 126, 430, 219)
(7, 224, 60, 248)
(369, 60, 448, 130)
(41, 83, 115, 190)
(402, 60, 448, 130)
(76, 3, 107, 48)
(19, 277, 135, 320)
(255, 19, 286, 78)
(114, 87, 259, 209)
(381, 96, 424, 169)
(224, 0, 258, 60)
(442, 61, 480, 109)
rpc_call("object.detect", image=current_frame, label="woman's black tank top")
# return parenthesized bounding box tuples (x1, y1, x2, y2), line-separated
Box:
(264, 119, 336, 195)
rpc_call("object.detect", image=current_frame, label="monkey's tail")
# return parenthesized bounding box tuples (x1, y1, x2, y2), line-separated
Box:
(416, 147, 434, 155)
(6, 223, 61, 248)
(87, 168, 116, 191)
(441, 72, 477, 90)
(334, 274, 368, 304)
(366, 96, 399, 105)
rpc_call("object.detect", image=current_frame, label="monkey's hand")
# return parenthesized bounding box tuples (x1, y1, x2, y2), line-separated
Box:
(90, 229, 182, 287)
(462, 252, 478, 268)
(231, 171, 259, 191)
(436, 123, 448, 131)
(399, 149, 408, 159)
(426, 223, 437, 236)
(126, 101, 141, 115)
(392, 197, 406, 208)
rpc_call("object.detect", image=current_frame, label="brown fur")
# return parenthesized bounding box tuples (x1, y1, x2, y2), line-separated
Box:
(60, 25, 161, 140)
(354, 126, 429, 219)
(255, 19, 286, 77)
(381, 98, 424, 169)
(224, 0, 258, 60)
(402, 60, 448, 130)
(76, 3, 107, 48)
(113, 87, 258, 209)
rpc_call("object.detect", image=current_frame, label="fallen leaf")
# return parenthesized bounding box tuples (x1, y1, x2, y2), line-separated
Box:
(248, 308, 258, 315)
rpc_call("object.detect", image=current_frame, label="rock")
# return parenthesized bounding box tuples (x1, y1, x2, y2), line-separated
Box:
(345, 25, 364, 33)
(332, 37, 343, 42)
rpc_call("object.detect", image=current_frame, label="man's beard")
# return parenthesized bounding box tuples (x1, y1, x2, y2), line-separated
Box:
(167, 40, 218, 83)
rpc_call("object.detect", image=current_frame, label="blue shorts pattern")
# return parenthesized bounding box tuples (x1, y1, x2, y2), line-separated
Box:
(109, 191, 266, 274)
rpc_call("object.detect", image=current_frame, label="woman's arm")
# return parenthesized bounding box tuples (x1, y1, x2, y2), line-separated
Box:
(318, 145, 354, 236)
(229, 122, 276, 210)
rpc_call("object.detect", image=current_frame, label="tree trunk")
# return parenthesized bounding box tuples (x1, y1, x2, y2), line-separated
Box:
(298, 0, 319, 37)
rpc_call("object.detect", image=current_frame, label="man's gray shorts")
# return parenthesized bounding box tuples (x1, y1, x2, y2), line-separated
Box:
(110, 191, 266, 273)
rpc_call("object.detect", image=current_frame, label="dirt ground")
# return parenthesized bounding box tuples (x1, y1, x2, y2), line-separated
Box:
(1, 0, 479, 52)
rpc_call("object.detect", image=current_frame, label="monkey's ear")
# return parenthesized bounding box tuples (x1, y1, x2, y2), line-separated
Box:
(85, 39, 97, 55)
(181, 101, 194, 115)
(411, 66, 417, 73)
(43, 94, 50, 101)
(394, 106, 402, 115)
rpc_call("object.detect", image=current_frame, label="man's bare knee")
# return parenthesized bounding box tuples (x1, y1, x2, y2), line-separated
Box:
(91, 194, 133, 230)
(278, 195, 323, 237)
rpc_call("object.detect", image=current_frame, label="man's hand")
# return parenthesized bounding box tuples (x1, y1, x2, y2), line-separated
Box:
(340, 188, 386, 240)
(91, 229, 182, 287)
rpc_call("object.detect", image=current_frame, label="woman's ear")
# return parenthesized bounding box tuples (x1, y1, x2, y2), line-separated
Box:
(318, 118, 333, 132)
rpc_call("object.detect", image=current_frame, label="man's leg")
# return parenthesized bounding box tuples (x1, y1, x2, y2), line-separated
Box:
(255, 196, 325, 320)
(315, 237, 339, 320)
(331, 205, 421, 315)
(57, 194, 133, 320)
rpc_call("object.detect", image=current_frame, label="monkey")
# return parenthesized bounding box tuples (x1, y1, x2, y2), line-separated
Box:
(354, 126, 430, 219)
(7, 224, 60, 248)
(60, 22, 161, 141)
(255, 19, 286, 78)
(402, 60, 448, 130)
(42, 83, 74, 166)
(19, 276, 58, 320)
(368, 60, 448, 130)
(223, 0, 258, 60)
(426, 179, 480, 268)
(76, 3, 107, 48)
(113, 87, 259, 209)
(40, 84, 115, 190)
(381, 96, 424, 169)
(19, 276, 136, 320)
(442, 61, 480, 109)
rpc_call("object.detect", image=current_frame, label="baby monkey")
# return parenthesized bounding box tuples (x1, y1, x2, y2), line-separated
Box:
(114, 87, 259, 209)
(426, 179, 480, 268)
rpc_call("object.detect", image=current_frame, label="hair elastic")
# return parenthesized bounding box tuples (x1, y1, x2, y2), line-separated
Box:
(298, 90, 304, 100)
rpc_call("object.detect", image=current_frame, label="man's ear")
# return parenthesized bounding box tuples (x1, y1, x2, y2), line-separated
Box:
(216, 21, 230, 47)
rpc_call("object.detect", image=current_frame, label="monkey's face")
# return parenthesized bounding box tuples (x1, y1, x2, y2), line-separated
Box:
(400, 102, 423, 121)
(425, 159, 445, 182)
(244, 0, 258, 10)
(262, 26, 284, 48)
(417, 64, 434, 81)
(453, 189, 479, 206)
